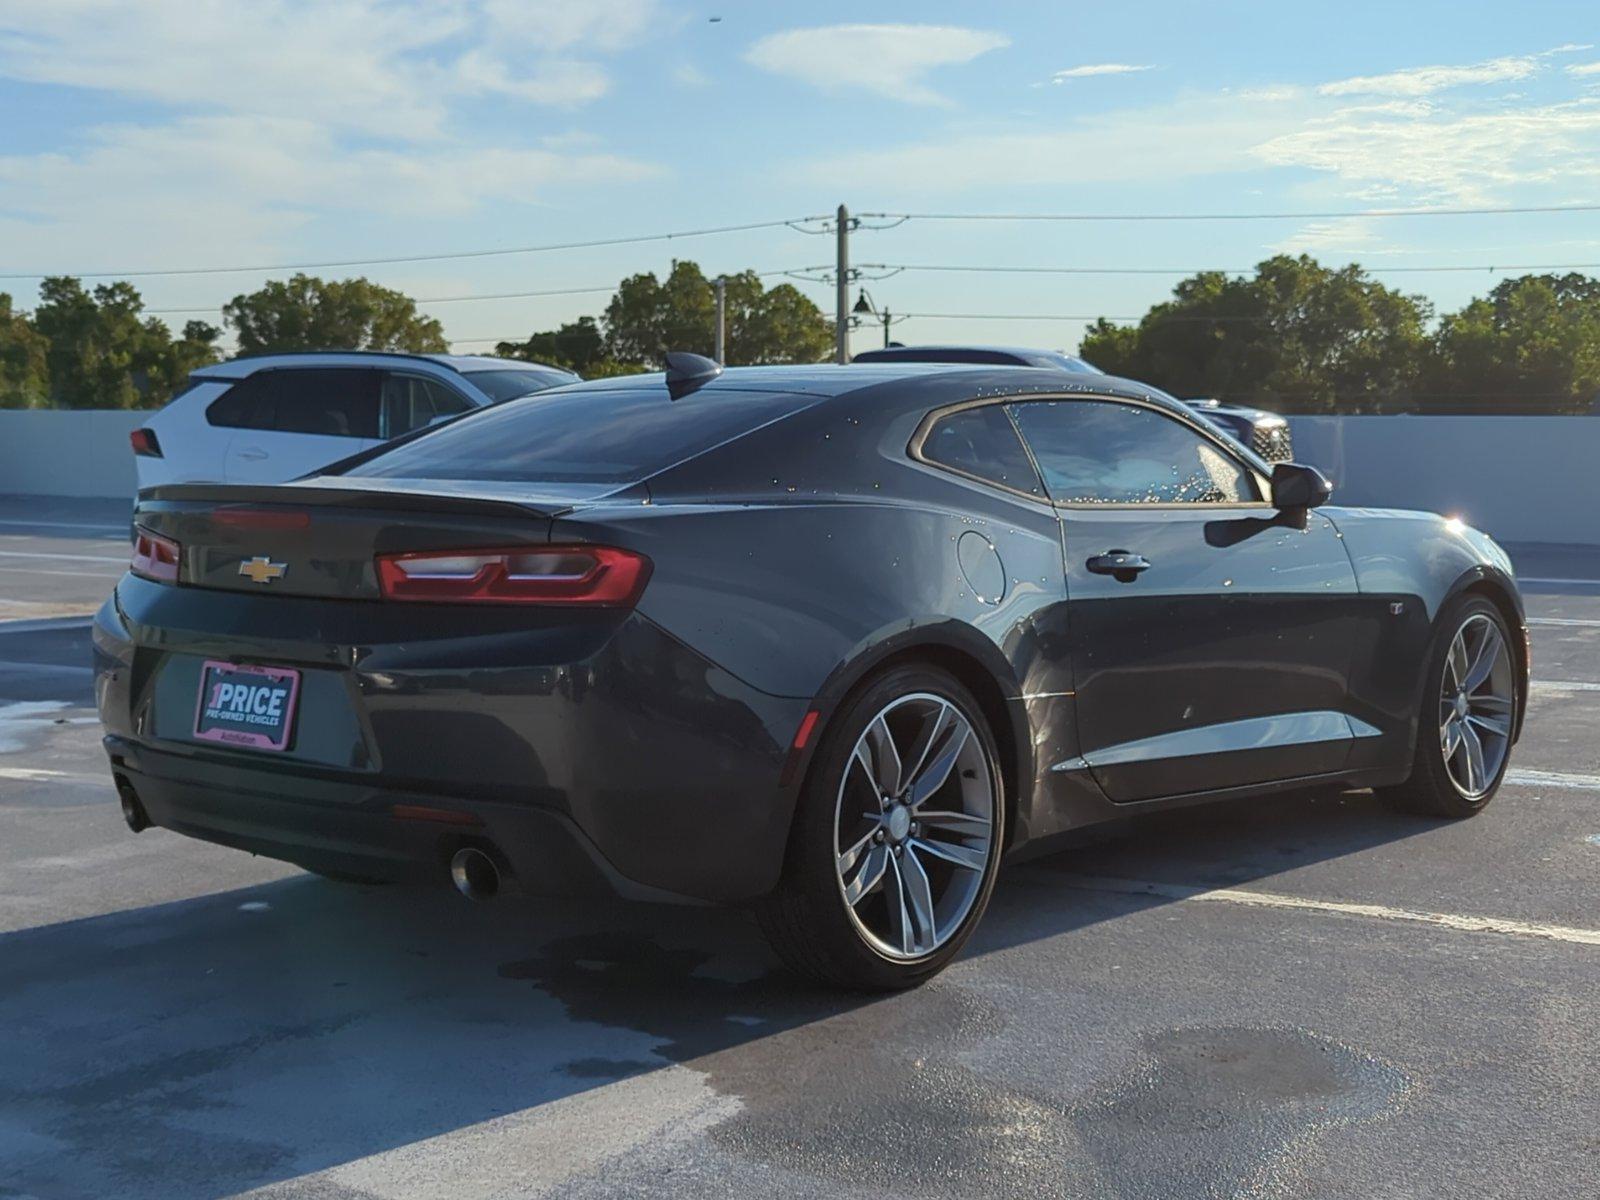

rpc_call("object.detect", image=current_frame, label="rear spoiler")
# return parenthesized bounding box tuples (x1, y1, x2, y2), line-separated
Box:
(136, 482, 558, 523)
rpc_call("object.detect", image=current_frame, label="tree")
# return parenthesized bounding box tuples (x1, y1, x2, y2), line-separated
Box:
(1428, 274, 1600, 413)
(496, 316, 606, 372)
(0, 293, 49, 409)
(1080, 255, 1433, 412)
(157, 320, 224, 399)
(223, 273, 448, 355)
(602, 260, 831, 366)
(31, 277, 193, 409)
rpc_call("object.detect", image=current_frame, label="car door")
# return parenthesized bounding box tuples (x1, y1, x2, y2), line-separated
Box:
(222, 368, 384, 483)
(1006, 396, 1363, 802)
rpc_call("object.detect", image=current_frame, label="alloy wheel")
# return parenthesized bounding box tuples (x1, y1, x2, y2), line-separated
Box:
(833, 692, 997, 961)
(1439, 613, 1515, 800)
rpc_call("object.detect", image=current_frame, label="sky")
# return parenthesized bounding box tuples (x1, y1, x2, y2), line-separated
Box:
(2, 0, 1600, 359)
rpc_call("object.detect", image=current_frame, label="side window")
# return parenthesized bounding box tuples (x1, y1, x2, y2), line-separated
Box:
(267, 369, 381, 439)
(1007, 399, 1257, 505)
(381, 374, 474, 438)
(919, 403, 1044, 497)
(206, 376, 273, 429)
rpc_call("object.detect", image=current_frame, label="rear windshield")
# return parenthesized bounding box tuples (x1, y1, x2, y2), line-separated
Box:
(344, 385, 816, 484)
(462, 367, 575, 401)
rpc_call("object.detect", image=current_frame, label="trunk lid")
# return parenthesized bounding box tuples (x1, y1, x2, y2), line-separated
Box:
(134, 482, 568, 600)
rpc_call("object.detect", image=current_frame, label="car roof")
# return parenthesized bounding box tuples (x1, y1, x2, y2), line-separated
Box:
(545, 361, 1184, 411)
(851, 344, 1098, 371)
(191, 350, 573, 382)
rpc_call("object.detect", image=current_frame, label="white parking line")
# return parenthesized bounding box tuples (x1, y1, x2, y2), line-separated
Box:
(0, 519, 125, 532)
(0, 566, 119, 579)
(0, 616, 93, 634)
(0, 660, 94, 675)
(1054, 872, 1600, 947)
(1520, 577, 1600, 587)
(1528, 617, 1600, 628)
(0, 766, 103, 783)
(1504, 768, 1600, 791)
(0, 550, 127, 564)
(1530, 680, 1600, 694)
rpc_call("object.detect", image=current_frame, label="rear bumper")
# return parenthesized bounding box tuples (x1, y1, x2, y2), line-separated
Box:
(104, 735, 680, 900)
(94, 580, 811, 903)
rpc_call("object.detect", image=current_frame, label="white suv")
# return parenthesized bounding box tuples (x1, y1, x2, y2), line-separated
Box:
(129, 352, 579, 489)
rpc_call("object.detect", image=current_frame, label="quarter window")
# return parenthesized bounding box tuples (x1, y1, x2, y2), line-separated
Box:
(207, 369, 381, 439)
(919, 404, 1044, 496)
(1007, 399, 1256, 505)
(382, 374, 473, 437)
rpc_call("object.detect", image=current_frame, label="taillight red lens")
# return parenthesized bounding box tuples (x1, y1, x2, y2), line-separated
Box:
(376, 545, 652, 606)
(129, 428, 162, 457)
(130, 526, 180, 583)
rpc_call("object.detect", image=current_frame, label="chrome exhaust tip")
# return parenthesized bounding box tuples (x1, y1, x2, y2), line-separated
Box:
(116, 778, 150, 833)
(450, 847, 500, 901)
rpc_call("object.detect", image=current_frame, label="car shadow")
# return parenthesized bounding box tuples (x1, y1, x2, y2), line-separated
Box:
(0, 785, 1436, 1199)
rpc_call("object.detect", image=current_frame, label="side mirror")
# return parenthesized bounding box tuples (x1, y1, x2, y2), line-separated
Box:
(1270, 462, 1333, 511)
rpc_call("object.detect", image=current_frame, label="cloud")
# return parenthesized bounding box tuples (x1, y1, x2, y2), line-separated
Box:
(1570, 62, 1600, 77)
(793, 63, 1600, 211)
(0, 115, 660, 280)
(1270, 217, 1391, 256)
(1319, 54, 1543, 97)
(1051, 63, 1153, 82)
(0, 0, 659, 138)
(0, 2, 667, 280)
(1254, 98, 1600, 205)
(1319, 44, 1593, 98)
(795, 90, 1313, 189)
(744, 24, 1007, 104)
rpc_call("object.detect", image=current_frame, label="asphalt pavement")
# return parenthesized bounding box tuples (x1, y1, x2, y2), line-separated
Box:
(1, 494, 1597, 1198)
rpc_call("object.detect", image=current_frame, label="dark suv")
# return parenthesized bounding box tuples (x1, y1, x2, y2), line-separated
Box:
(851, 344, 1293, 463)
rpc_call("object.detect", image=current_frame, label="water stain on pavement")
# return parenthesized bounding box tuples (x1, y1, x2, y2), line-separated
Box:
(504, 935, 1409, 1197)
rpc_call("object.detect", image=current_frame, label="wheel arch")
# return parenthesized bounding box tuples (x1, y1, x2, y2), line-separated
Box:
(778, 622, 1031, 868)
(1450, 570, 1529, 742)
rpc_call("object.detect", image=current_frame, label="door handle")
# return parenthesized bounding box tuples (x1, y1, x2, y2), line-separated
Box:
(236, 447, 268, 461)
(1086, 550, 1151, 583)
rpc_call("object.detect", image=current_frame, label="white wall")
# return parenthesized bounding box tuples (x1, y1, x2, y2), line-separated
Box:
(1288, 415, 1600, 547)
(1, 410, 1597, 544)
(0, 410, 144, 499)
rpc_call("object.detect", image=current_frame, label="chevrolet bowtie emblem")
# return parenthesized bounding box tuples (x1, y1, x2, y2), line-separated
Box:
(238, 556, 287, 585)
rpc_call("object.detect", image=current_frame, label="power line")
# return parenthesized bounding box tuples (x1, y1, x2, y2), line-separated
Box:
(862, 204, 1600, 223)
(143, 267, 831, 316)
(0, 217, 831, 282)
(872, 261, 1600, 278)
(898, 312, 1254, 322)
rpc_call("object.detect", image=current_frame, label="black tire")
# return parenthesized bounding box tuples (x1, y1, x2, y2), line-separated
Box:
(1379, 594, 1517, 819)
(756, 664, 1006, 991)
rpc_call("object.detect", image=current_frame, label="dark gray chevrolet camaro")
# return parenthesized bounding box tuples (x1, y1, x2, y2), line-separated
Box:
(95, 359, 1527, 989)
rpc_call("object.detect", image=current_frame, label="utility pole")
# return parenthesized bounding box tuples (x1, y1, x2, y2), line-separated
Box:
(713, 276, 726, 365)
(882, 309, 894, 348)
(834, 203, 850, 364)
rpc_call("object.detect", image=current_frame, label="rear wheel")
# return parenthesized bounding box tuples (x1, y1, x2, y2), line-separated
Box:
(757, 665, 1005, 991)
(1380, 595, 1517, 818)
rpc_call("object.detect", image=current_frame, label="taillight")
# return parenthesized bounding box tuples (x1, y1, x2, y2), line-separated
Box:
(130, 526, 180, 583)
(376, 545, 651, 606)
(130, 428, 162, 457)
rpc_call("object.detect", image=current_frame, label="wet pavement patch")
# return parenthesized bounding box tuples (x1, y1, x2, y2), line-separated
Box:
(1067, 1026, 1409, 1197)
(503, 935, 1409, 1196)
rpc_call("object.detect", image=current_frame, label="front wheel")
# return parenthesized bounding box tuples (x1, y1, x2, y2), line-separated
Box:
(757, 665, 1005, 991)
(1380, 595, 1518, 818)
